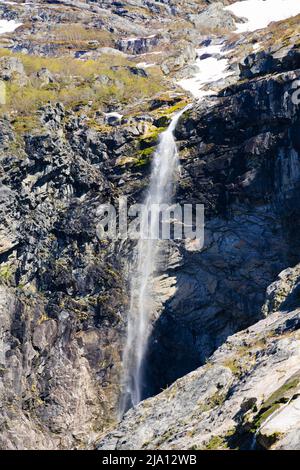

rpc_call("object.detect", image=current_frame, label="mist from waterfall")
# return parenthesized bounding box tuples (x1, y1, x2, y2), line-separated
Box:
(119, 104, 192, 417)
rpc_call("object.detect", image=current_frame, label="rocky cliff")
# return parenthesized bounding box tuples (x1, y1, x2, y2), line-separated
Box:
(98, 264, 300, 450)
(0, 0, 300, 451)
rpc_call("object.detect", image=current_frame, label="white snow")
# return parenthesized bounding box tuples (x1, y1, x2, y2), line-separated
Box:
(0, 19, 22, 35)
(123, 34, 156, 42)
(198, 44, 224, 56)
(178, 1, 300, 97)
(253, 42, 261, 51)
(136, 62, 156, 68)
(177, 44, 233, 99)
(104, 112, 123, 120)
(226, 0, 300, 33)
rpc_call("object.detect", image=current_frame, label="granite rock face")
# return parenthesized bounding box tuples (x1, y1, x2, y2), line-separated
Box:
(98, 265, 300, 450)
(142, 61, 300, 399)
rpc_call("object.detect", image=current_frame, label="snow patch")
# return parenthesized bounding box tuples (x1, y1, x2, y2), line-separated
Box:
(197, 44, 224, 56)
(136, 62, 156, 69)
(0, 19, 22, 35)
(226, 0, 300, 33)
(177, 44, 233, 99)
(123, 34, 156, 42)
(104, 112, 123, 120)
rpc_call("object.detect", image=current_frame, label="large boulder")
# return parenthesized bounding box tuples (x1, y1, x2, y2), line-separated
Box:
(188, 2, 237, 32)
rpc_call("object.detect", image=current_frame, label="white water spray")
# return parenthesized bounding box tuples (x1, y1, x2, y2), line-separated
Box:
(120, 104, 192, 416)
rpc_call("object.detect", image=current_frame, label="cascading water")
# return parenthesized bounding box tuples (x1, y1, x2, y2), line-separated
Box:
(120, 104, 192, 416)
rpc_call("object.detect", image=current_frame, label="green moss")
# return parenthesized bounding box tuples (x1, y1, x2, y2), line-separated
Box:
(117, 146, 155, 168)
(139, 126, 166, 148)
(140, 146, 155, 157)
(5, 82, 56, 116)
(263, 374, 300, 409)
(156, 428, 175, 445)
(203, 428, 237, 450)
(205, 435, 227, 450)
(0, 264, 13, 285)
(75, 310, 89, 321)
(222, 358, 242, 376)
(133, 156, 151, 167)
(252, 373, 300, 431)
(153, 115, 170, 127)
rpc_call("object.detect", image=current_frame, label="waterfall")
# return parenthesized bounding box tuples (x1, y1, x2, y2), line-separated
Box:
(120, 104, 192, 416)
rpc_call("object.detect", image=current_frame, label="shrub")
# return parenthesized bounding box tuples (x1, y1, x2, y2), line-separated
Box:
(53, 24, 114, 47)
(6, 82, 56, 114)
(0, 49, 167, 123)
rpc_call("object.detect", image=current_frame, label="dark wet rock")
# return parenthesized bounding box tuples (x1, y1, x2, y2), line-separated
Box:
(0, 102, 129, 448)
(240, 46, 300, 79)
